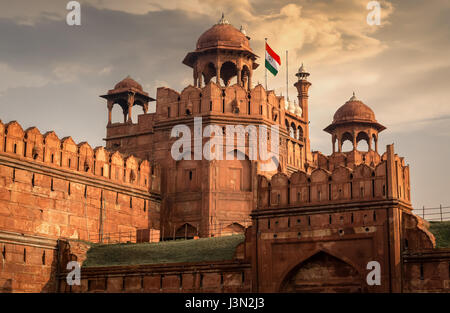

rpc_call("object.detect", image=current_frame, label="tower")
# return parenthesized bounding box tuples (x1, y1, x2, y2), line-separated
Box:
(182, 14, 259, 90)
(101, 15, 308, 239)
(294, 63, 313, 166)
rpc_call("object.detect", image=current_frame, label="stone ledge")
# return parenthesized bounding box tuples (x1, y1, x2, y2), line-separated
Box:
(0, 230, 58, 250)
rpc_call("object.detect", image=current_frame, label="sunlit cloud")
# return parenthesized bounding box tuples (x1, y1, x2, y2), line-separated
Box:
(0, 0, 449, 207)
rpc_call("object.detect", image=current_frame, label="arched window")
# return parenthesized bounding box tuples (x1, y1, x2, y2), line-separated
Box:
(341, 132, 353, 152)
(356, 131, 370, 152)
(203, 63, 217, 85)
(297, 126, 304, 140)
(220, 61, 238, 86)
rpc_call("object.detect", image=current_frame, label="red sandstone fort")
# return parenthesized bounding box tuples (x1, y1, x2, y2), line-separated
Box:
(0, 15, 449, 293)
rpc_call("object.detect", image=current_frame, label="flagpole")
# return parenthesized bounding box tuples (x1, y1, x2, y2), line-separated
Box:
(265, 38, 268, 90)
(286, 50, 289, 102)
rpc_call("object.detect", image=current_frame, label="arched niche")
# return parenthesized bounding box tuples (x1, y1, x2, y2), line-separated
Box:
(217, 149, 252, 191)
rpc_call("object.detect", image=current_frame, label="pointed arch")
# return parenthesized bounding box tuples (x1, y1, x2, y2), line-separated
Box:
(202, 62, 217, 84)
(222, 222, 245, 236)
(356, 131, 370, 152)
(220, 61, 238, 86)
(175, 223, 198, 239)
(278, 249, 364, 292)
(341, 132, 353, 152)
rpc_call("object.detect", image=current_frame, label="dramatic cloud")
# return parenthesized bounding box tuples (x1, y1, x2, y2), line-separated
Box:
(0, 0, 449, 208)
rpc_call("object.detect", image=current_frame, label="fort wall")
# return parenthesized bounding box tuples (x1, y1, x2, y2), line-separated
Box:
(0, 119, 161, 292)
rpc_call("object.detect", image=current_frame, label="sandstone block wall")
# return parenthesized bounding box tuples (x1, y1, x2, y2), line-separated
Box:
(59, 261, 252, 293)
(0, 119, 161, 292)
(0, 231, 58, 292)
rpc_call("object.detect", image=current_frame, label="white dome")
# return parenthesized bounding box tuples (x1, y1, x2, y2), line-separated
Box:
(239, 25, 247, 36)
(288, 100, 296, 113)
(298, 63, 306, 73)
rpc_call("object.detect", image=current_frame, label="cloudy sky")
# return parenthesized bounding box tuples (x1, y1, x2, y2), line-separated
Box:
(0, 0, 449, 211)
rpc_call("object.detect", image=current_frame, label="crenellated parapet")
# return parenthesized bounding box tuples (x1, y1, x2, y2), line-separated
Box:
(258, 144, 411, 209)
(153, 81, 309, 144)
(0, 119, 160, 193)
(313, 149, 382, 172)
(156, 82, 291, 122)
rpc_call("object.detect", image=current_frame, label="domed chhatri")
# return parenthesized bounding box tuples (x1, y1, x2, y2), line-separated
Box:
(113, 75, 143, 92)
(183, 14, 259, 89)
(332, 92, 377, 124)
(324, 92, 386, 153)
(101, 76, 155, 124)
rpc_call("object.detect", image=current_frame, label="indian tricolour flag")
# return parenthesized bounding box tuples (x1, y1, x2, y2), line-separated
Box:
(265, 42, 281, 76)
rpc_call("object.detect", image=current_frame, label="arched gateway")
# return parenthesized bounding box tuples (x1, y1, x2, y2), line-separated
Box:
(279, 251, 365, 293)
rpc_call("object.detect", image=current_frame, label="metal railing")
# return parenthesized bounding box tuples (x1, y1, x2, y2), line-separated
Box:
(160, 219, 252, 241)
(87, 219, 253, 244)
(88, 231, 138, 244)
(415, 205, 450, 222)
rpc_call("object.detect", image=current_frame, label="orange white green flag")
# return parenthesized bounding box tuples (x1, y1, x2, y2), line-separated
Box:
(265, 42, 281, 76)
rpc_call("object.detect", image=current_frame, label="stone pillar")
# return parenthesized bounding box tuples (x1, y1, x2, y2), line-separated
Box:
(193, 67, 198, 87)
(352, 132, 357, 151)
(216, 63, 221, 86)
(338, 138, 342, 153)
(107, 100, 113, 125)
(122, 107, 127, 123)
(127, 92, 135, 123)
(332, 136, 336, 154)
(127, 105, 133, 123)
(248, 70, 252, 91)
(237, 67, 242, 87)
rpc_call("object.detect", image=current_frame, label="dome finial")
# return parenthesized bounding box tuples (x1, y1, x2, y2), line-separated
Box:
(296, 62, 310, 80)
(218, 12, 229, 25)
(349, 91, 358, 101)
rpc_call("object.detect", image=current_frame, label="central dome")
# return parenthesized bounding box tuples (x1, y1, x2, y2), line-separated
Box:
(196, 23, 251, 52)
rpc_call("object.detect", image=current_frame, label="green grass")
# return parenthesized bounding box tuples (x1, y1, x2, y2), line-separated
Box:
(82, 234, 245, 268)
(428, 221, 450, 248)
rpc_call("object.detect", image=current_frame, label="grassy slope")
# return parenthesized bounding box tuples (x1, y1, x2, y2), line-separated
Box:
(83, 234, 245, 268)
(428, 221, 450, 248)
(81, 222, 449, 268)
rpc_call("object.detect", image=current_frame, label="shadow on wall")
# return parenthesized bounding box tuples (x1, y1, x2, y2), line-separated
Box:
(1, 279, 12, 293)
(40, 249, 60, 293)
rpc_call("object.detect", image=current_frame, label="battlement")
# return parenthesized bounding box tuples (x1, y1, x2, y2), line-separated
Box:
(313, 149, 383, 171)
(258, 144, 411, 209)
(155, 82, 303, 125)
(0, 119, 160, 193)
